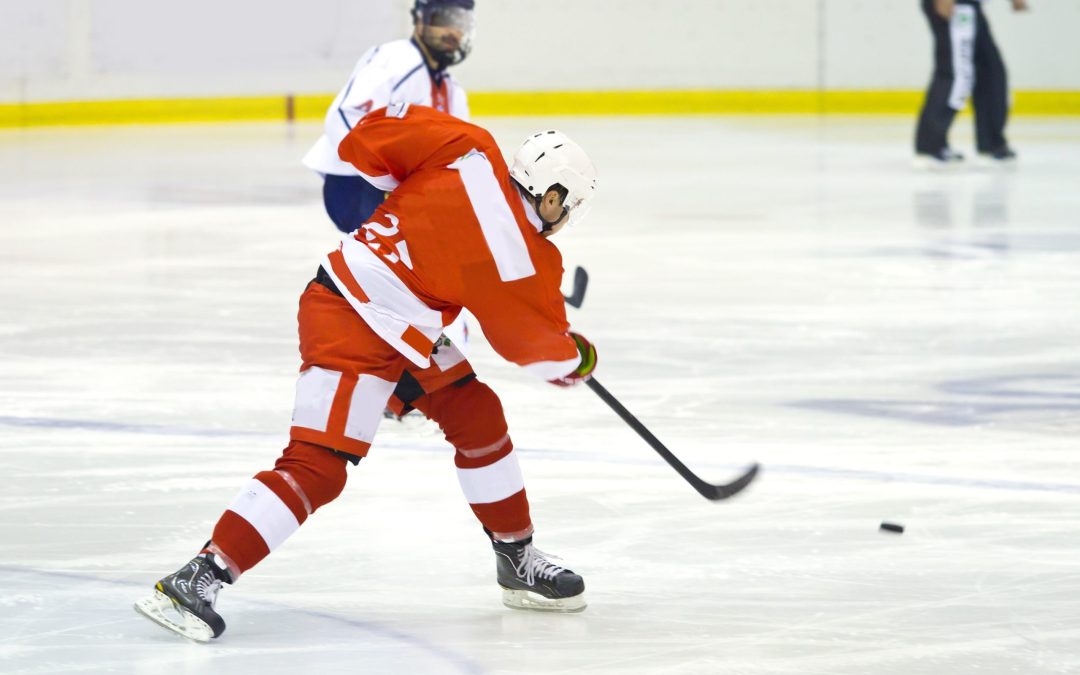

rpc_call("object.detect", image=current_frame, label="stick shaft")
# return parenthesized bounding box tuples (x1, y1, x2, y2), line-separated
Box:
(585, 377, 701, 483)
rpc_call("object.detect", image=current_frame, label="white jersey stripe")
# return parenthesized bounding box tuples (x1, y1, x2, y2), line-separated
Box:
(450, 150, 537, 282)
(356, 169, 400, 193)
(456, 451, 526, 505)
(226, 479, 300, 552)
(323, 239, 444, 368)
(948, 5, 977, 111)
(523, 355, 583, 381)
(344, 374, 397, 444)
(339, 237, 443, 327)
(291, 366, 341, 432)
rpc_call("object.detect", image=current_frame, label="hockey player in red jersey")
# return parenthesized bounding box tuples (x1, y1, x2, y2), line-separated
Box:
(134, 104, 600, 642)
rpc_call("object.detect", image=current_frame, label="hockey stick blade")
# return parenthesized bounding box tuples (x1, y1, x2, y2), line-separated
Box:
(563, 266, 589, 308)
(586, 377, 759, 501)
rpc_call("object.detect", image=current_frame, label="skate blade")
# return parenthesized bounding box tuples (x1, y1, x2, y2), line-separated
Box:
(500, 587, 587, 613)
(973, 155, 1018, 169)
(912, 156, 963, 171)
(134, 590, 215, 643)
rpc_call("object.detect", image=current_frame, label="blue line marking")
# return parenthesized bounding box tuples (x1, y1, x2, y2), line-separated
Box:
(762, 462, 1080, 496)
(0, 415, 274, 438)
(788, 398, 1080, 427)
(512, 448, 1080, 497)
(5, 416, 1079, 497)
(938, 373, 1080, 400)
(789, 372, 1080, 427)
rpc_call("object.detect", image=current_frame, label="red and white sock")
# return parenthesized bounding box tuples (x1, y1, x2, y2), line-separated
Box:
(207, 441, 347, 579)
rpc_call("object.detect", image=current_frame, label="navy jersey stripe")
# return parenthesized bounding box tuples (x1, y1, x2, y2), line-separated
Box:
(337, 76, 356, 130)
(391, 64, 424, 94)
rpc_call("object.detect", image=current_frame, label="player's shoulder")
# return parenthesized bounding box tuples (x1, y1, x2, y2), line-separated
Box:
(362, 39, 425, 78)
(402, 105, 489, 138)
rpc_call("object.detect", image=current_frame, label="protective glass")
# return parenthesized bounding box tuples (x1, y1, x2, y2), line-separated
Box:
(418, 6, 475, 65)
(564, 199, 593, 229)
(422, 6, 475, 38)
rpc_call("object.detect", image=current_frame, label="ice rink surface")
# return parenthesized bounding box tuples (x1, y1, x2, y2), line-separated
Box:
(1, 115, 1079, 674)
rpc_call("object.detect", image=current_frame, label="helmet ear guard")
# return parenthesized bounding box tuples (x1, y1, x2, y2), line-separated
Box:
(509, 130, 598, 229)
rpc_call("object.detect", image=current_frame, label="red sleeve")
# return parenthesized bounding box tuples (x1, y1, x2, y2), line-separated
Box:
(337, 105, 482, 188)
(463, 218, 581, 380)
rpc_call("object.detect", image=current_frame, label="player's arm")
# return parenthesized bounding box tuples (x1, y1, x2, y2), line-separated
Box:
(338, 105, 473, 192)
(477, 309, 596, 386)
(336, 107, 411, 192)
(334, 65, 394, 137)
(465, 269, 597, 385)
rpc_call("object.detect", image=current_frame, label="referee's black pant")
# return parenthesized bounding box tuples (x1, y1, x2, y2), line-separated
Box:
(915, 0, 1010, 155)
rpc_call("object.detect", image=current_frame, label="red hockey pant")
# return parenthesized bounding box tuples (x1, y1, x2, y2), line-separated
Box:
(206, 282, 532, 579)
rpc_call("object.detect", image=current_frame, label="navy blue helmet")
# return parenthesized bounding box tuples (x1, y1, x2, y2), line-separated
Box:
(414, 0, 474, 10)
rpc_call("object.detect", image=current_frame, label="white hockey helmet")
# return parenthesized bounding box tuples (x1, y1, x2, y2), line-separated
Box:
(509, 130, 598, 229)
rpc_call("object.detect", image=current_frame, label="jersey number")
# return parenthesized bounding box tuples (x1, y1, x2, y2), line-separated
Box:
(361, 213, 413, 269)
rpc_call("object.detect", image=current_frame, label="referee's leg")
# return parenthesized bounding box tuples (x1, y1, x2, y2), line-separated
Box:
(915, 0, 959, 155)
(972, 5, 1010, 154)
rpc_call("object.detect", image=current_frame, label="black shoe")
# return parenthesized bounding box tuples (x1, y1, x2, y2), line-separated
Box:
(914, 147, 965, 168)
(979, 145, 1017, 162)
(493, 537, 586, 612)
(133, 554, 232, 642)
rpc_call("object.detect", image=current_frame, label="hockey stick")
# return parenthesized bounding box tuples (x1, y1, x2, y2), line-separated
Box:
(563, 266, 589, 308)
(586, 377, 759, 501)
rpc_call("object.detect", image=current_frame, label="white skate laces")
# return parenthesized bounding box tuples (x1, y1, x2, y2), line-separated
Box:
(196, 571, 223, 608)
(513, 544, 566, 586)
(178, 558, 223, 607)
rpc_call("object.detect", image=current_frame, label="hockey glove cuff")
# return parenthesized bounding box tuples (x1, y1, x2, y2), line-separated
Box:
(549, 332, 597, 387)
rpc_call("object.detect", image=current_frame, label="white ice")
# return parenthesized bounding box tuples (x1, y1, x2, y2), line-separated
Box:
(2, 116, 1080, 674)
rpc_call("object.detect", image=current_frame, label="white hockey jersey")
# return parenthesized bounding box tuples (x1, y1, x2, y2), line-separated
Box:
(302, 39, 470, 177)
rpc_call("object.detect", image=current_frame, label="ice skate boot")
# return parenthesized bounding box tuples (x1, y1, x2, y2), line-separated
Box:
(977, 145, 1018, 165)
(914, 147, 965, 169)
(134, 553, 232, 642)
(493, 537, 586, 613)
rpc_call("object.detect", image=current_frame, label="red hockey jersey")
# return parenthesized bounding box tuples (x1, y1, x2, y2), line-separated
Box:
(324, 103, 580, 380)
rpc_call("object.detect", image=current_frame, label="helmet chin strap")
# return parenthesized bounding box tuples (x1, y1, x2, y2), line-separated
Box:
(544, 210, 568, 232)
(515, 183, 565, 234)
(426, 44, 460, 70)
(536, 202, 568, 233)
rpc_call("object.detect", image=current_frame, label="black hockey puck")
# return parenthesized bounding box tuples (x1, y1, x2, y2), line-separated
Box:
(879, 521, 904, 534)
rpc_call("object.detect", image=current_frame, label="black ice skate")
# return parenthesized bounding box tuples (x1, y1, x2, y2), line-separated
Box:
(493, 537, 586, 613)
(133, 554, 232, 642)
(914, 147, 965, 169)
(978, 145, 1018, 163)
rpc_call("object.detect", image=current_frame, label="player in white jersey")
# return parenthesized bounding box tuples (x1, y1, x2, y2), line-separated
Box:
(304, 0, 475, 351)
(303, 0, 473, 232)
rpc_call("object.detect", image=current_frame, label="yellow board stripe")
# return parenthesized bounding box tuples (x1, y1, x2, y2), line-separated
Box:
(1, 90, 1078, 127)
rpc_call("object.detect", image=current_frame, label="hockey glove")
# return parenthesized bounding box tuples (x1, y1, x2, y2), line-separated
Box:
(549, 332, 597, 387)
